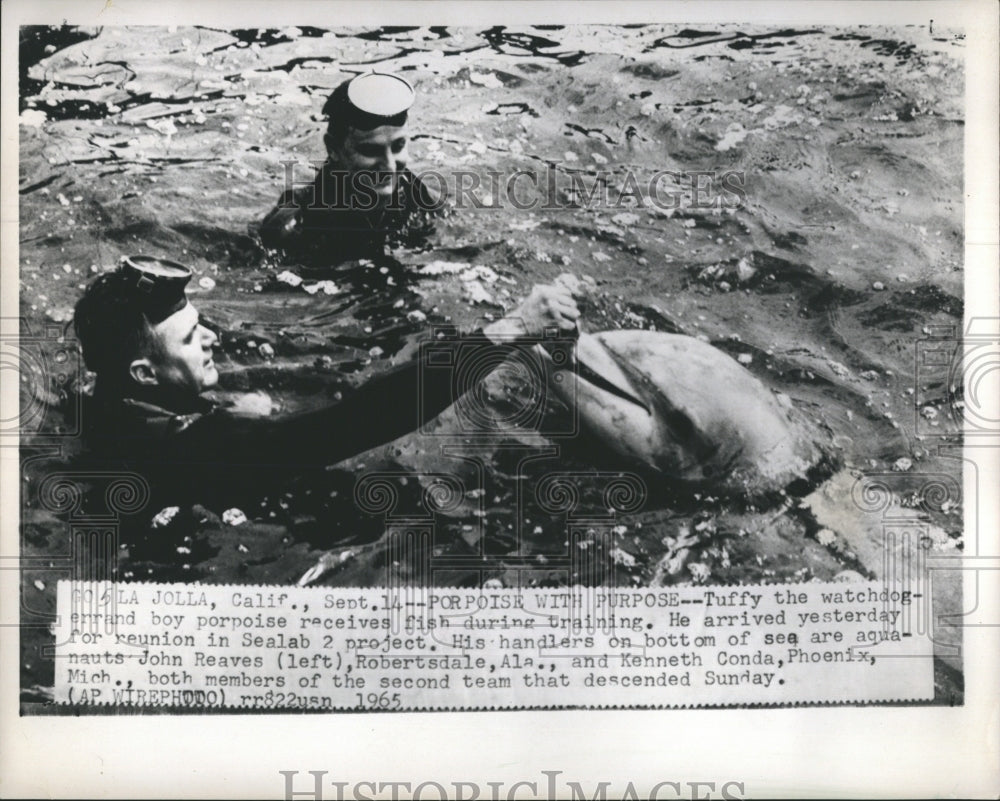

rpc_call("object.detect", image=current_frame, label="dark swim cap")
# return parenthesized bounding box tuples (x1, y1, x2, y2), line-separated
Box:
(323, 72, 415, 140)
(74, 255, 193, 384)
(118, 255, 192, 323)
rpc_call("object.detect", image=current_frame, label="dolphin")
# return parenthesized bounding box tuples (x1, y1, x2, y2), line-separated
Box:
(537, 330, 832, 498)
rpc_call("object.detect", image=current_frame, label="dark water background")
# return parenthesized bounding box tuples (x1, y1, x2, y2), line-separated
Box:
(18, 25, 965, 701)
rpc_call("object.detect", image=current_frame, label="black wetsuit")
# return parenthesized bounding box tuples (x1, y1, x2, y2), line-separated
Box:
(258, 160, 441, 265)
(81, 331, 508, 517)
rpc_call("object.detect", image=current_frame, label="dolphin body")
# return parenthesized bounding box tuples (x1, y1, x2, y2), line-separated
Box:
(298, 328, 835, 588)
(540, 330, 832, 498)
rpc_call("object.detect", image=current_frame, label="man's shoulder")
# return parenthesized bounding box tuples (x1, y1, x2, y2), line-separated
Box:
(78, 395, 212, 477)
(107, 396, 216, 438)
(259, 204, 301, 249)
(258, 161, 334, 245)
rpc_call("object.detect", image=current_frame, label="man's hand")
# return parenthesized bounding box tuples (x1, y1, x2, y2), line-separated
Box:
(484, 284, 581, 343)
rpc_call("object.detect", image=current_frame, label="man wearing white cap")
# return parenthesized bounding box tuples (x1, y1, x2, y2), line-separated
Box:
(259, 72, 441, 264)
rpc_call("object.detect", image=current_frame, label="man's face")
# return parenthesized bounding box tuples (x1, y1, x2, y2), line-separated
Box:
(147, 302, 219, 395)
(331, 122, 409, 200)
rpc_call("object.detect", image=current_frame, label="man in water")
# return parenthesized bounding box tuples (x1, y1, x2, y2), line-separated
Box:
(259, 72, 439, 265)
(73, 256, 580, 515)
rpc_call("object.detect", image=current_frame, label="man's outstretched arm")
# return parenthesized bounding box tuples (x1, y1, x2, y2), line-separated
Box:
(169, 283, 582, 471)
